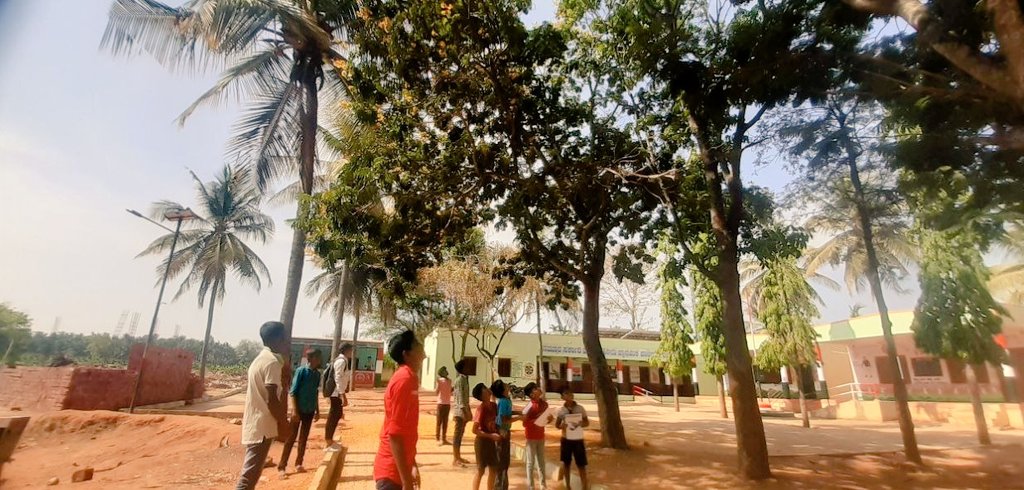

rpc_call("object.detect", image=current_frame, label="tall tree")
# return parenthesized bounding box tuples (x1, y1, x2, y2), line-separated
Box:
(138, 165, 273, 386)
(694, 265, 729, 420)
(651, 241, 695, 412)
(316, 0, 656, 449)
(0, 303, 32, 365)
(787, 94, 922, 463)
(753, 256, 821, 429)
(562, 0, 865, 477)
(103, 0, 359, 340)
(912, 226, 1006, 445)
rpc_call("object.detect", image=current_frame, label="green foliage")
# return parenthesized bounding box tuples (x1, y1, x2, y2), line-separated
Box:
(753, 257, 820, 371)
(694, 267, 727, 377)
(912, 228, 1006, 366)
(17, 331, 254, 368)
(650, 238, 695, 379)
(0, 303, 32, 364)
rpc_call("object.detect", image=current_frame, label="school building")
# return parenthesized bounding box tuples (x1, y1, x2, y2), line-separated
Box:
(421, 328, 689, 398)
(420, 303, 1024, 409)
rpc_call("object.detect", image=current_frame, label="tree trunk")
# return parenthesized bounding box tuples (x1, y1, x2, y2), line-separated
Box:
(349, 299, 362, 393)
(2, 338, 15, 365)
(715, 252, 771, 479)
(795, 368, 810, 429)
(845, 150, 922, 464)
(673, 382, 680, 412)
(330, 266, 350, 361)
(717, 374, 728, 418)
(278, 70, 320, 407)
(198, 282, 219, 391)
(581, 278, 629, 449)
(536, 295, 546, 393)
(968, 364, 992, 445)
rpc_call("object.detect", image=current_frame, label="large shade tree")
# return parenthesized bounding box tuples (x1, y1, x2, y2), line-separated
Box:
(138, 165, 273, 386)
(787, 94, 922, 463)
(561, 0, 867, 477)
(103, 0, 358, 342)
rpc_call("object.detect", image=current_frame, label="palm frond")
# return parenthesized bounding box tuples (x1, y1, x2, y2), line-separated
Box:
(176, 47, 291, 126)
(102, 0, 211, 71)
(226, 77, 303, 190)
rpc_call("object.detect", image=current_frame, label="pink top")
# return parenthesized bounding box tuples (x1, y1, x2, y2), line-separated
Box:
(436, 377, 453, 405)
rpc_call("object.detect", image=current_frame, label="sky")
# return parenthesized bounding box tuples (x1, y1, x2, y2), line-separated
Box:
(0, 0, 922, 346)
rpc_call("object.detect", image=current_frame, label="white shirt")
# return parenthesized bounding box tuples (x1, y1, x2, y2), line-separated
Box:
(332, 354, 351, 397)
(241, 347, 283, 444)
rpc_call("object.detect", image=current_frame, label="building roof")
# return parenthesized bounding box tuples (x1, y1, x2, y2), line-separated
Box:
(598, 328, 661, 341)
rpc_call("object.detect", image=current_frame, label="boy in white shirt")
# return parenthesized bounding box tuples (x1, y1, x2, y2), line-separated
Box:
(235, 321, 291, 490)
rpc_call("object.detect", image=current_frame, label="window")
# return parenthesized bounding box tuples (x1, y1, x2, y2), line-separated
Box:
(498, 358, 512, 377)
(876, 355, 911, 384)
(462, 356, 478, 376)
(755, 367, 783, 384)
(911, 357, 943, 377)
(947, 359, 990, 384)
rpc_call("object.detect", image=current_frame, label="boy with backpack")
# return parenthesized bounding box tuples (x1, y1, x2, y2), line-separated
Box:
(278, 349, 322, 478)
(323, 343, 353, 448)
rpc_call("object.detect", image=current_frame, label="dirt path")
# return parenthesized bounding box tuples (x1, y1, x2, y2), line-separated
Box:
(6, 392, 1024, 489)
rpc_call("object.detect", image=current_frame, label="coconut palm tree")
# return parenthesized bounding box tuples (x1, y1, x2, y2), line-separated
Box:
(138, 165, 273, 386)
(990, 225, 1024, 304)
(103, 0, 357, 338)
(739, 257, 839, 320)
(802, 180, 918, 294)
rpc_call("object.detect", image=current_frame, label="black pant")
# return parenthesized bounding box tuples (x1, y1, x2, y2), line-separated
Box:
(279, 412, 314, 469)
(436, 404, 450, 441)
(326, 396, 344, 441)
(375, 479, 402, 490)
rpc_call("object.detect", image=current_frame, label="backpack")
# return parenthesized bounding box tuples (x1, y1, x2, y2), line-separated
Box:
(321, 362, 336, 398)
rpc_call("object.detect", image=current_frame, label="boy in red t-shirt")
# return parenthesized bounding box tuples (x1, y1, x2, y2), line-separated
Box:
(471, 383, 501, 490)
(373, 331, 425, 490)
(521, 382, 551, 490)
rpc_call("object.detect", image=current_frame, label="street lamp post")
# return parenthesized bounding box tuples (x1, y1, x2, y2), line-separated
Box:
(127, 207, 197, 413)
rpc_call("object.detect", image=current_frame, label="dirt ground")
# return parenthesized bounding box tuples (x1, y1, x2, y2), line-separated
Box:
(5, 391, 1024, 489)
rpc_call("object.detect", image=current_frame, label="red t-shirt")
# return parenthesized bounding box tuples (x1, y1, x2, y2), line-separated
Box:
(474, 400, 498, 434)
(373, 365, 419, 484)
(522, 398, 549, 440)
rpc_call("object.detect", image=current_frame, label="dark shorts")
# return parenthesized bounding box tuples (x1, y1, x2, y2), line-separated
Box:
(375, 479, 401, 490)
(560, 438, 587, 468)
(475, 436, 498, 469)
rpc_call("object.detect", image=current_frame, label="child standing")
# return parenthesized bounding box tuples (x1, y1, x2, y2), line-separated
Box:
(555, 387, 589, 490)
(435, 367, 453, 446)
(521, 382, 549, 490)
(491, 380, 519, 490)
(471, 383, 501, 490)
(278, 349, 322, 478)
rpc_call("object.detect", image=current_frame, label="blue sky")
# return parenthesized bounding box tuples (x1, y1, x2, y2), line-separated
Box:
(0, 0, 919, 345)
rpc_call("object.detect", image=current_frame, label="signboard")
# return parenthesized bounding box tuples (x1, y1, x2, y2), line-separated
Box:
(354, 370, 375, 388)
(542, 344, 656, 361)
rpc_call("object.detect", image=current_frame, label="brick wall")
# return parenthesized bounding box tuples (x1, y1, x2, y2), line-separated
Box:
(64, 368, 134, 411)
(127, 344, 203, 406)
(0, 345, 203, 412)
(0, 367, 75, 411)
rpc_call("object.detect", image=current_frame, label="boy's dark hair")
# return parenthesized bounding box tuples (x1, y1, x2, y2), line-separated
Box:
(523, 382, 538, 395)
(472, 382, 488, 401)
(306, 349, 322, 362)
(438, 366, 448, 377)
(259, 321, 287, 346)
(490, 379, 507, 399)
(558, 385, 574, 396)
(340, 343, 354, 354)
(454, 358, 467, 374)
(387, 330, 417, 365)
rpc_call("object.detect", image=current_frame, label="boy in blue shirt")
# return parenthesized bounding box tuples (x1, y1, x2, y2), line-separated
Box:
(490, 380, 519, 490)
(278, 349, 322, 478)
